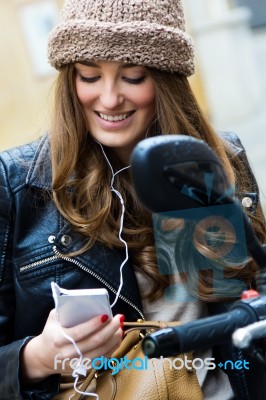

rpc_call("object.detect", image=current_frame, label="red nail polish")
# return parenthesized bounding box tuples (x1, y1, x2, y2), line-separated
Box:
(120, 315, 125, 329)
(101, 315, 108, 323)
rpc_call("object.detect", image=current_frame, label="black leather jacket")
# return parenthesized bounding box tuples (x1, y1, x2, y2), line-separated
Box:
(0, 133, 265, 400)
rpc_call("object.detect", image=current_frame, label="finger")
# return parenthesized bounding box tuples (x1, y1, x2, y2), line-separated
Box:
(82, 328, 123, 360)
(64, 314, 123, 344)
(50, 313, 108, 348)
(63, 330, 123, 375)
(52, 315, 123, 358)
(52, 327, 123, 374)
(74, 315, 123, 352)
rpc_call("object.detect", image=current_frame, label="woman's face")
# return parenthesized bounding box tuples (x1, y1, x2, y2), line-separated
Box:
(75, 60, 156, 163)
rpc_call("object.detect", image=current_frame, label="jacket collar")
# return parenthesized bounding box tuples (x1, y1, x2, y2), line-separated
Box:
(27, 132, 242, 191)
(26, 134, 53, 190)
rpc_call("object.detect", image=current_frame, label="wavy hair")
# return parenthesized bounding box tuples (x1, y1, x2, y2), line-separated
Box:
(50, 64, 266, 302)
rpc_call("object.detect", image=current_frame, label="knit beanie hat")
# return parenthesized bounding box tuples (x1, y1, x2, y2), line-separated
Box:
(48, 0, 195, 76)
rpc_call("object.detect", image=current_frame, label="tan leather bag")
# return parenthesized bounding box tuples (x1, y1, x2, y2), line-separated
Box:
(55, 321, 203, 400)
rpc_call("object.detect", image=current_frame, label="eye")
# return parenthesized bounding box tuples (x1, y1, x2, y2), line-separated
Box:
(122, 77, 146, 85)
(79, 75, 100, 83)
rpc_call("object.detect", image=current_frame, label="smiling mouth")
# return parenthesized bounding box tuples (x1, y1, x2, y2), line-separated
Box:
(95, 111, 135, 122)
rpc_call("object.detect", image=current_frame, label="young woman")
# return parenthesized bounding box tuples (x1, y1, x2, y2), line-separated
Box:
(0, 0, 265, 399)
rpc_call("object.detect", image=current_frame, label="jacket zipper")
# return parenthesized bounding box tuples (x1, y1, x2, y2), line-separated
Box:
(52, 246, 145, 320)
(19, 249, 144, 319)
(20, 255, 59, 272)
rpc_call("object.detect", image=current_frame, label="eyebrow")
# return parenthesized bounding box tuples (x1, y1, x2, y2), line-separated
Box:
(78, 61, 141, 69)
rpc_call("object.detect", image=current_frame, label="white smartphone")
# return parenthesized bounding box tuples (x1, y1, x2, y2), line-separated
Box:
(51, 282, 113, 328)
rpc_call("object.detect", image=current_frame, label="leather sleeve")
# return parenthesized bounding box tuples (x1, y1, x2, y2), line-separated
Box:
(0, 158, 59, 400)
(220, 131, 261, 211)
(211, 132, 266, 400)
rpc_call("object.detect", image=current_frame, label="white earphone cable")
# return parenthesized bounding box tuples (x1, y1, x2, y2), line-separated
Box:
(95, 140, 131, 308)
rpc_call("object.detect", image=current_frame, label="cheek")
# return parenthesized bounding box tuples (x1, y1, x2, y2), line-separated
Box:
(75, 82, 94, 107)
(136, 82, 156, 110)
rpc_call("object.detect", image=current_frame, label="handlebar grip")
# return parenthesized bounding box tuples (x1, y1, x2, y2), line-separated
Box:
(142, 306, 257, 357)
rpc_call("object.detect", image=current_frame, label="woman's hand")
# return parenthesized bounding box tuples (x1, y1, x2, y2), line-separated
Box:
(20, 309, 123, 383)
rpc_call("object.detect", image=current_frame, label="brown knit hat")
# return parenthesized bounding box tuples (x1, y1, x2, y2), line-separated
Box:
(48, 0, 195, 76)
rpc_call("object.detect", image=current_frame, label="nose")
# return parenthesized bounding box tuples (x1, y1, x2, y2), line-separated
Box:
(99, 82, 124, 109)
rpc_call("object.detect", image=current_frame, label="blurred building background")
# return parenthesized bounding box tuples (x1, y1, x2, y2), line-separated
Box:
(0, 0, 63, 150)
(183, 0, 266, 210)
(0, 0, 266, 209)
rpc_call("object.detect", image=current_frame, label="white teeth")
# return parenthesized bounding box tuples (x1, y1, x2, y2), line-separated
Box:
(98, 112, 132, 122)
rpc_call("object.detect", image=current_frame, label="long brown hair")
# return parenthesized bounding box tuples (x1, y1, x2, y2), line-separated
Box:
(50, 64, 265, 302)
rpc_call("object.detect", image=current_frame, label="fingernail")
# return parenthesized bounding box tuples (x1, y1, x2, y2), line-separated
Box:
(120, 315, 125, 328)
(101, 315, 109, 323)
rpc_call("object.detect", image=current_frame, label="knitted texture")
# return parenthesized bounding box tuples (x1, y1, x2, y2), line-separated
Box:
(48, 0, 195, 76)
